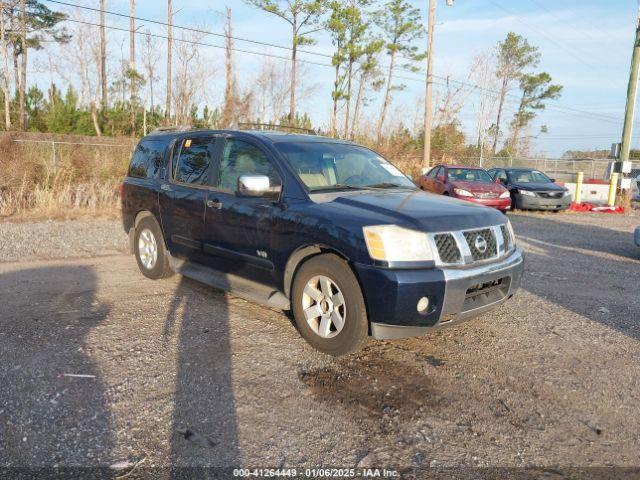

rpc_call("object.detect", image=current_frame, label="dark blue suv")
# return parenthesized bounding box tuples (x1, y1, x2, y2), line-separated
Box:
(121, 128, 524, 355)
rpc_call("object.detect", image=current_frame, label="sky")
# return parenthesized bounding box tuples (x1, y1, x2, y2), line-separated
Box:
(30, 0, 640, 157)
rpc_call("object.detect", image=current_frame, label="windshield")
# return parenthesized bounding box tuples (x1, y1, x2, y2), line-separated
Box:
(275, 142, 416, 192)
(447, 168, 493, 182)
(507, 170, 553, 183)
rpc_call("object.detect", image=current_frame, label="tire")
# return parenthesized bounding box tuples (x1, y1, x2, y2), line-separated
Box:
(291, 254, 368, 356)
(134, 216, 174, 280)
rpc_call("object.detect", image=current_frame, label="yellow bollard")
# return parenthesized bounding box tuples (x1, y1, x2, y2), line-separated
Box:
(575, 171, 584, 204)
(608, 172, 618, 207)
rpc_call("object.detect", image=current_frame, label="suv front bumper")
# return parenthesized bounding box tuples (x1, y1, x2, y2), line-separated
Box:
(355, 247, 524, 339)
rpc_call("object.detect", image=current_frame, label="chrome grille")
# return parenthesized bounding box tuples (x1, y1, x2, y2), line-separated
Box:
(463, 228, 497, 261)
(434, 233, 461, 264)
(501, 224, 512, 251)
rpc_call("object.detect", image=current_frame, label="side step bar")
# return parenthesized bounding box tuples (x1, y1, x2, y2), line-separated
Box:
(169, 256, 291, 310)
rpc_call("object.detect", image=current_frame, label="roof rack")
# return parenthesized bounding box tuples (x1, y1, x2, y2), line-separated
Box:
(237, 122, 317, 136)
(148, 125, 194, 135)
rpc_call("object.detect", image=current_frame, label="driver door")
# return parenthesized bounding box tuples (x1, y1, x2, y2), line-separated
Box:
(202, 136, 283, 286)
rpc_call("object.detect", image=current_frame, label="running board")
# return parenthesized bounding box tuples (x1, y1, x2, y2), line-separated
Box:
(169, 257, 290, 310)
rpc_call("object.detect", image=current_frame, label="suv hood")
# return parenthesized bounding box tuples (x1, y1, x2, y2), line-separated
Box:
(513, 182, 566, 192)
(450, 180, 506, 194)
(312, 189, 505, 232)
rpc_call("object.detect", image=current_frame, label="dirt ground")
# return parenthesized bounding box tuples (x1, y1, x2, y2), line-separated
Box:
(0, 212, 639, 477)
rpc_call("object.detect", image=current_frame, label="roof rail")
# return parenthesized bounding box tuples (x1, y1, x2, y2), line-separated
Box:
(237, 122, 317, 136)
(148, 125, 193, 135)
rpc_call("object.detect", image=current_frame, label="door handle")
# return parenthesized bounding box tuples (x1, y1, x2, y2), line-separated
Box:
(207, 199, 222, 209)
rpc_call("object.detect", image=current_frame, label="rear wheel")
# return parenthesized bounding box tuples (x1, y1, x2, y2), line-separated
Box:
(134, 216, 173, 280)
(291, 254, 368, 356)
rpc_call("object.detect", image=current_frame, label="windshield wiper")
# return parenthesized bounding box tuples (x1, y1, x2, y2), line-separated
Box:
(310, 183, 364, 192)
(364, 182, 415, 189)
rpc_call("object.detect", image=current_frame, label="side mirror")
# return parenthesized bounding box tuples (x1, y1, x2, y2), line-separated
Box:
(436, 175, 445, 182)
(237, 175, 281, 199)
(550, 178, 556, 183)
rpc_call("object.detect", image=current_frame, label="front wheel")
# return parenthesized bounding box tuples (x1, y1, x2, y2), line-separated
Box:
(291, 254, 368, 356)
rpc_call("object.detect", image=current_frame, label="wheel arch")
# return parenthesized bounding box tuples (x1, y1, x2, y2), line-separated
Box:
(283, 244, 351, 299)
(129, 210, 163, 254)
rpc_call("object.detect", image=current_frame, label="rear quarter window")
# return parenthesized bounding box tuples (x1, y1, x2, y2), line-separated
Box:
(128, 140, 167, 179)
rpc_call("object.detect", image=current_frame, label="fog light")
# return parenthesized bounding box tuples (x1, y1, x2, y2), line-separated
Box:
(417, 297, 430, 314)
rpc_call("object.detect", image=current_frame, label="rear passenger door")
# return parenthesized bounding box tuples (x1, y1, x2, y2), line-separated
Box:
(202, 136, 283, 286)
(123, 139, 167, 223)
(158, 136, 219, 262)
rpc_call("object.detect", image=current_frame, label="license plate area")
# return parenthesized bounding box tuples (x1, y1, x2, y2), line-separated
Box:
(462, 276, 511, 311)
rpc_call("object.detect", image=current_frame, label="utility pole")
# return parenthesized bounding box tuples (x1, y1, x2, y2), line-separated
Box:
(129, 0, 136, 136)
(422, 0, 454, 173)
(99, 0, 107, 114)
(620, 4, 640, 165)
(165, 0, 172, 127)
(18, 0, 26, 130)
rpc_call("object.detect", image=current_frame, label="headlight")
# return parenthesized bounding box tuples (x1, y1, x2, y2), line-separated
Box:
(563, 191, 572, 197)
(453, 188, 474, 197)
(518, 190, 536, 197)
(363, 225, 433, 262)
(499, 191, 510, 199)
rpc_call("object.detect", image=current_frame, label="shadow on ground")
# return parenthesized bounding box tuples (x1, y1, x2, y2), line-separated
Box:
(0, 266, 113, 467)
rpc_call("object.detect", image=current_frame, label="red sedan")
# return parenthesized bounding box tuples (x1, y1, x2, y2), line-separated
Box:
(417, 164, 511, 212)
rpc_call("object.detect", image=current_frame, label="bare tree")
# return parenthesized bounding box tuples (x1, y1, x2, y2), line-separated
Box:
(253, 58, 289, 123)
(142, 29, 159, 114)
(0, 0, 11, 129)
(469, 51, 498, 161)
(165, 0, 172, 126)
(49, 11, 103, 135)
(172, 30, 210, 126)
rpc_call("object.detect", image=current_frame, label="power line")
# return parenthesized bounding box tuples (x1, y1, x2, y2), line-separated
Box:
(31, 3, 629, 126)
(488, 0, 618, 86)
(526, 0, 617, 48)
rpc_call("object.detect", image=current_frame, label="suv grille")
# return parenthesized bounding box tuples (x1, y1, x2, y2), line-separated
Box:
(501, 224, 512, 251)
(463, 228, 497, 261)
(434, 233, 461, 264)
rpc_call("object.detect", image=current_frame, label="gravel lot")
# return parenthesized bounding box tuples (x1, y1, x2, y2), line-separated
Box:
(1, 212, 639, 476)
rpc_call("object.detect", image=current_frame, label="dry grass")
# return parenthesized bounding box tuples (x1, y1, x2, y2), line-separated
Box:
(0, 132, 428, 221)
(0, 133, 133, 221)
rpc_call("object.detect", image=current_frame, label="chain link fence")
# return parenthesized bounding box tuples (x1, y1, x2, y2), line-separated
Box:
(389, 154, 640, 183)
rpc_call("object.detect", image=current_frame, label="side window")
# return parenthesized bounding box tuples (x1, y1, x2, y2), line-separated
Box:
(426, 167, 438, 178)
(218, 139, 281, 191)
(435, 167, 444, 179)
(173, 137, 216, 185)
(128, 140, 166, 179)
(497, 170, 508, 182)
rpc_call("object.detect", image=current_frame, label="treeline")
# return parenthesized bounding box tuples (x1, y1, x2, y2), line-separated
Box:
(0, 0, 562, 160)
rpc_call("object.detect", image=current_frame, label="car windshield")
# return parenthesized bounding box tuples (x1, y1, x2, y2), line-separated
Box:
(274, 142, 416, 192)
(447, 168, 493, 182)
(508, 170, 553, 183)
